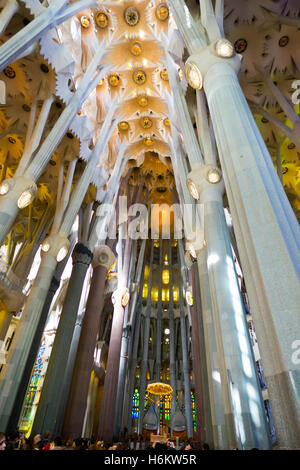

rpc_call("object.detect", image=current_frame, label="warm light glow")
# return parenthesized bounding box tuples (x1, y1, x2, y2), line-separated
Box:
(17, 189, 34, 208)
(186, 178, 199, 200)
(121, 289, 130, 307)
(95, 12, 108, 29)
(144, 137, 153, 146)
(108, 73, 120, 87)
(184, 62, 203, 90)
(143, 283, 148, 298)
(151, 287, 159, 301)
(137, 95, 148, 107)
(41, 240, 50, 253)
(156, 4, 169, 21)
(0, 182, 9, 195)
(207, 168, 222, 184)
(215, 39, 234, 58)
(118, 121, 129, 131)
(164, 328, 170, 335)
(130, 42, 142, 56)
(80, 16, 90, 28)
(162, 269, 169, 284)
(160, 68, 169, 81)
(173, 287, 179, 302)
(147, 382, 173, 396)
(56, 246, 68, 262)
(185, 288, 193, 306)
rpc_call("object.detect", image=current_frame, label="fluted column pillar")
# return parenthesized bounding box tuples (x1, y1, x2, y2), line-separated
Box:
(168, 241, 176, 435)
(0, 251, 58, 432)
(189, 166, 272, 449)
(155, 238, 163, 381)
(62, 245, 115, 440)
(31, 243, 93, 437)
(178, 264, 194, 439)
(137, 241, 154, 435)
(189, 263, 207, 445)
(196, 248, 229, 449)
(203, 61, 300, 449)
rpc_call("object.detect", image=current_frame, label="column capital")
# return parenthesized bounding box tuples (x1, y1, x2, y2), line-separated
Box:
(72, 242, 93, 266)
(0, 175, 37, 208)
(187, 164, 225, 203)
(92, 245, 115, 270)
(184, 41, 241, 91)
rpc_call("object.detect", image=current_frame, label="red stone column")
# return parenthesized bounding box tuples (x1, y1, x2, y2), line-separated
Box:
(62, 245, 115, 440)
(98, 234, 132, 442)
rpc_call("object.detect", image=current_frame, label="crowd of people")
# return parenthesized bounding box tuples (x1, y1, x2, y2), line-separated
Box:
(0, 430, 210, 451)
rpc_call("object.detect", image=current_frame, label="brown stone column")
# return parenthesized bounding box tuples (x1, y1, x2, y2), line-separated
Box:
(98, 234, 132, 443)
(62, 245, 115, 440)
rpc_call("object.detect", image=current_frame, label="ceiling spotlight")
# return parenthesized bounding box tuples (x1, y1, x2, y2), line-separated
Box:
(56, 245, 69, 262)
(206, 168, 222, 184)
(185, 288, 193, 306)
(186, 178, 200, 200)
(184, 61, 203, 90)
(0, 181, 10, 195)
(80, 16, 90, 29)
(41, 240, 51, 253)
(17, 187, 36, 209)
(121, 289, 130, 307)
(215, 39, 234, 58)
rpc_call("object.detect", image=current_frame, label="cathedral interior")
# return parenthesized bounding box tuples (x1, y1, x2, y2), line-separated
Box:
(0, 0, 299, 450)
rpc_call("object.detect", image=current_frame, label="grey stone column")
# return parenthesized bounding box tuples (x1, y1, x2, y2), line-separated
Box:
(114, 239, 146, 438)
(126, 300, 143, 434)
(138, 241, 154, 434)
(168, 241, 176, 435)
(62, 245, 115, 440)
(178, 262, 194, 439)
(155, 238, 163, 381)
(31, 242, 93, 437)
(189, 261, 211, 445)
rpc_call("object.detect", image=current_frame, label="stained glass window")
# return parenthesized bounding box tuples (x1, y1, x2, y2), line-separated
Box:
(164, 395, 171, 421)
(191, 391, 196, 430)
(132, 388, 139, 419)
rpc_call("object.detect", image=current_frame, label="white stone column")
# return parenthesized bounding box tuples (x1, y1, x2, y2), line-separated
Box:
(0, 251, 58, 431)
(201, 60, 300, 449)
(189, 166, 272, 449)
(197, 247, 233, 449)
